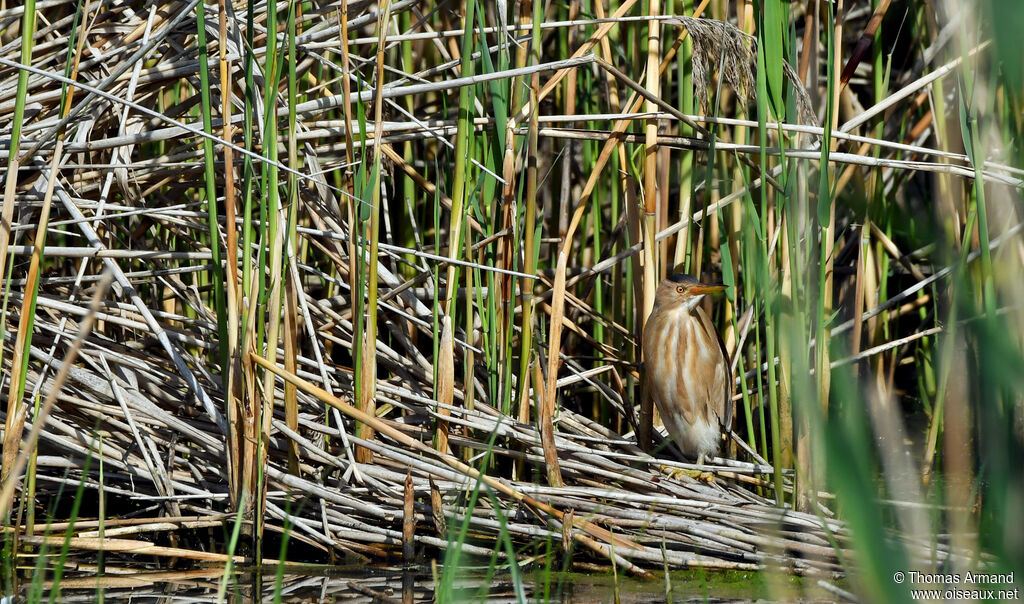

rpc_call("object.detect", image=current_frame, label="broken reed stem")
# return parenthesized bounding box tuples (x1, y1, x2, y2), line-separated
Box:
(403, 470, 415, 563)
(436, 316, 454, 455)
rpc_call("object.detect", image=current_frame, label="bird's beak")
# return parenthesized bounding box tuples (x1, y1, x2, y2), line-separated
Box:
(689, 283, 727, 295)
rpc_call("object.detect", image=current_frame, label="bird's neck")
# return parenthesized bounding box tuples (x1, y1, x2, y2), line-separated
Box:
(681, 295, 704, 313)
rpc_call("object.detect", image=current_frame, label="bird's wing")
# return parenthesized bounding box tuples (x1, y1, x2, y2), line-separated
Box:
(696, 307, 733, 429)
(716, 329, 733, 429)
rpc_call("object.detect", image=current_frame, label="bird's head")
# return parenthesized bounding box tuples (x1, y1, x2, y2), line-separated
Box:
(655, 273, 727, 313)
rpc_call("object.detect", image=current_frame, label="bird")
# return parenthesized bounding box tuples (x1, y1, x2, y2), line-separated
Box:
(642, 273, 733, 467)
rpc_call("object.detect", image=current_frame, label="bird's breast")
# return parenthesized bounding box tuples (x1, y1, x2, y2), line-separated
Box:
(643, 306, 728, 426)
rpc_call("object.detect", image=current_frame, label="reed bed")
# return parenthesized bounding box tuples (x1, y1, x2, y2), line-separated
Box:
(1, 0, 1022, 600)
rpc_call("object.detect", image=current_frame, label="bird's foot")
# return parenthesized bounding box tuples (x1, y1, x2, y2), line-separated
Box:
(659, 464, 714, 483)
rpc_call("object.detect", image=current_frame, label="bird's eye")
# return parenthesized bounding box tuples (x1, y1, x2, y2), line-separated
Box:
(676, 286, 685, 294)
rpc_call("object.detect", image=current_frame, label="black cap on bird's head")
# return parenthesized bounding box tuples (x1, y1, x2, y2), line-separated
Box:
(667, 273, 700, 286)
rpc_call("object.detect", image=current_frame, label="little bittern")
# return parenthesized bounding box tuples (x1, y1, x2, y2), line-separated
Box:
(642, 273, 732, 465)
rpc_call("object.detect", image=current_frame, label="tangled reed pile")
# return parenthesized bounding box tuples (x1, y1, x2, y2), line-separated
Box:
(0, 0, 983, 585)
